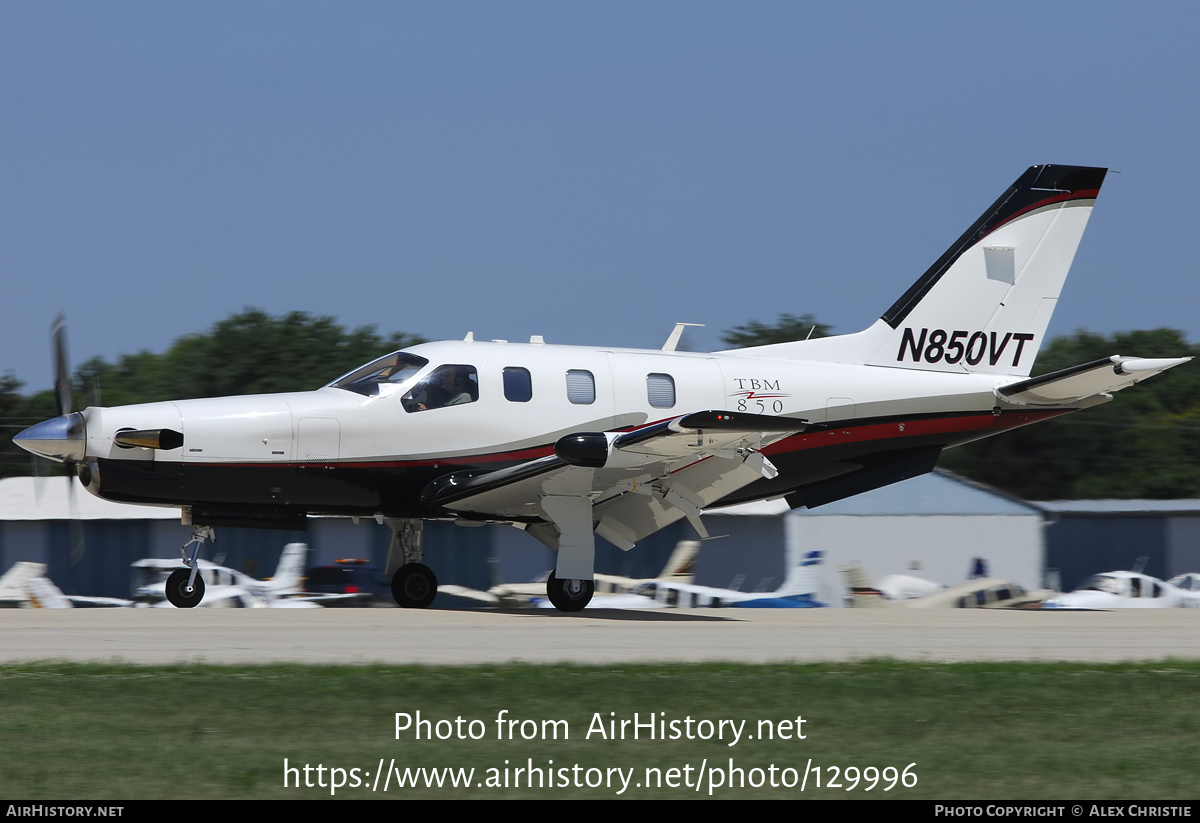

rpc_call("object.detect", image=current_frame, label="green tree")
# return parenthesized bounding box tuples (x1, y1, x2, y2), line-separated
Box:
(73, 309, 425, 406)
(721, 313, 832, 348)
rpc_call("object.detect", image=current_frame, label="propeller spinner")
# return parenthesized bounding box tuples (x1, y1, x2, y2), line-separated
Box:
(13, 313, 87, 464)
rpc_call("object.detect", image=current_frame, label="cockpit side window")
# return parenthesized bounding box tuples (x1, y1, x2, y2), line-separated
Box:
(402, 365, 479, 412)
(328, 352, 429, 397)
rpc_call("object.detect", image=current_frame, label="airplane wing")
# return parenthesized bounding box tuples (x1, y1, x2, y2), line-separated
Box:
(421, 410, 807, 548)
(997, 356, 1190, 406)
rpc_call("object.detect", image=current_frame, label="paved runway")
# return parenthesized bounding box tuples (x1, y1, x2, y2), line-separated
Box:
(2, 607, 1198, 665)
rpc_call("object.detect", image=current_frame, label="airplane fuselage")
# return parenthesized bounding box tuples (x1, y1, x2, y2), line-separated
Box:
(74, 338, 1063, 525)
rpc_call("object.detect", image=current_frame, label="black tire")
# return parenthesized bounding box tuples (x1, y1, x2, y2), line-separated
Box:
(165, 568, 205, 608)
(545, 571, 594, 612)
(391, 563, 438, 608)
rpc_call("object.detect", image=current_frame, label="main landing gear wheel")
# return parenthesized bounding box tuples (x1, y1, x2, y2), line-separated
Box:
(391, 563, 438, 609)
(545, 572, 594, 612)
(165, 568, 205, 608)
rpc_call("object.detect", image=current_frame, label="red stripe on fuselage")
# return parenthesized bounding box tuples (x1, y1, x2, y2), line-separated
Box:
(762, 409, 1067, 457)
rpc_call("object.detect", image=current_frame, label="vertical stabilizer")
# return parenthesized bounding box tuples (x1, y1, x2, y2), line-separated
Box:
(270, 543, 309, 591)
(724, 165, 1106, 377)
(867, 165, 1107, 376)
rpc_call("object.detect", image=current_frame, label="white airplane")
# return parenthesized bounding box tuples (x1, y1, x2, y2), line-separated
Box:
(438, 539, 701, 608)
(14, 165, 1191, 611)
(1042, 570, 1200, 609)
(566, 548, 826, 609)
(131, 542, 330, 608)
(0, 561, 133, 608)
(840, 563, 1049, 609)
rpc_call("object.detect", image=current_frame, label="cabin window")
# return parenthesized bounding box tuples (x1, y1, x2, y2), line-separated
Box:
(647, 373, 675, 408)
(503, 367, 532, 402)
(402, 365, 478, 412)
(566, 370, 595, 404)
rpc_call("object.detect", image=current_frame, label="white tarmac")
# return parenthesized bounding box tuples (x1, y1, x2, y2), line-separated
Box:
(1, 607, 1198, 665)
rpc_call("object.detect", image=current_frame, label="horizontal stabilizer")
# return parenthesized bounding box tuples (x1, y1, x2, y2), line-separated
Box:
(997, 356, 1191, 406)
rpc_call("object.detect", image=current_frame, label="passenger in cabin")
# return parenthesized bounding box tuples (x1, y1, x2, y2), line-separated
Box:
(404, 365, 478, 412)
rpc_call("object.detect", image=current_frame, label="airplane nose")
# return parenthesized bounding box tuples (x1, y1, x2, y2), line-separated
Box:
(13, 412, 86, 463)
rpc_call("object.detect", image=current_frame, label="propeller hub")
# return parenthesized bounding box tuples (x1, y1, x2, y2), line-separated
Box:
(13, 412, 86, 463)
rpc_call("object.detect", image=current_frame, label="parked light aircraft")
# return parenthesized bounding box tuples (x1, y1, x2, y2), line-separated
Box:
(564, 548, 826, 609)
(437, 539, 701, 607)
(1042, 570, 1200, 609)
(0, 562, 132, 608)
(841, 563, 1049, 609)
(131, 542, 334, 608)
(14, 165, 1191, 611)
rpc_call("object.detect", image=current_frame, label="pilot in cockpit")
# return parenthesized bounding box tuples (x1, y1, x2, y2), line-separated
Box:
(404, 365, 477, 412)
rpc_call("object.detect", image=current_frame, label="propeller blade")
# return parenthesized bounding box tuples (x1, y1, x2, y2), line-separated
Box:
(67, 475, 86, 568)
(52, 313, 72, 417)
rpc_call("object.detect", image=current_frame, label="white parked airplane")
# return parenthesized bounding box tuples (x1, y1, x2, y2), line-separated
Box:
(131, 542, 331, 608)
(14, 165, 1190, 611)
(569, 548, 826, 609)
(0, 561, 132, 608)
(438, 539, 701, 608)
(1042, 570, 1200, 609)
(840, 563, 1048, 609)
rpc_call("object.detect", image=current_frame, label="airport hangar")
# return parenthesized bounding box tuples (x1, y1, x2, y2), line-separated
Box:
(2, 473, 1197, 604)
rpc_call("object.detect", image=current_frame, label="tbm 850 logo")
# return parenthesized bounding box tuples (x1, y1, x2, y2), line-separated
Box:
(897, 328, 1035, 367)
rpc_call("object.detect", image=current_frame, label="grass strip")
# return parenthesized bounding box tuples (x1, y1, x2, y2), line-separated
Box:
(1, 659, 1197, 799)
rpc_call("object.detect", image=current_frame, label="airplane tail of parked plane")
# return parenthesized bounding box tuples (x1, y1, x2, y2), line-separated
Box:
(267, 542, 308, 591)
(731, 548, 825, 608)
(840, 563, 890, 608)
(0, 562, 48, 607)
(726, 165, 1107, 378)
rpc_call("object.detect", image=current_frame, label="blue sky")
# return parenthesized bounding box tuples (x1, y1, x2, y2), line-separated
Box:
(3, 2, 1198, 390)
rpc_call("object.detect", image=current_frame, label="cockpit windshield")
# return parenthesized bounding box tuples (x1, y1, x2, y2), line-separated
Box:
(327, 352, 429, 397)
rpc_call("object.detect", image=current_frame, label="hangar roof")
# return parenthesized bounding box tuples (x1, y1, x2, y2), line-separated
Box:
(1032, 499, 1200, 517)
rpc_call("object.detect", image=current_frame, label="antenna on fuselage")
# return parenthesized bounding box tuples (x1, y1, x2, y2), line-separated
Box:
(662, 322, 704, 352)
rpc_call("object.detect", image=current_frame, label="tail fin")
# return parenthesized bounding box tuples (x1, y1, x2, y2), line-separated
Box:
(777, 548, 824, 597)
(270, 543, 308, 590)
(0, 562, 48, 605)
(24, 576, 73, 609)
(728, 165, 1107, 377)
(840, 562, 889, 608)
(658, 540, 699, 583)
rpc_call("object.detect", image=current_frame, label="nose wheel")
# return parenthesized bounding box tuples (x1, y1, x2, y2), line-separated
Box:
(546, 572, 594, 612)
(165, 568, 206, 608)
(391, 563, 438, 608)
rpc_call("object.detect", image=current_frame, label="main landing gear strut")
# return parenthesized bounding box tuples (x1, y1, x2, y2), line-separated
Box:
(385, 518, 438, 608)
(166, 525, 215, 608)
